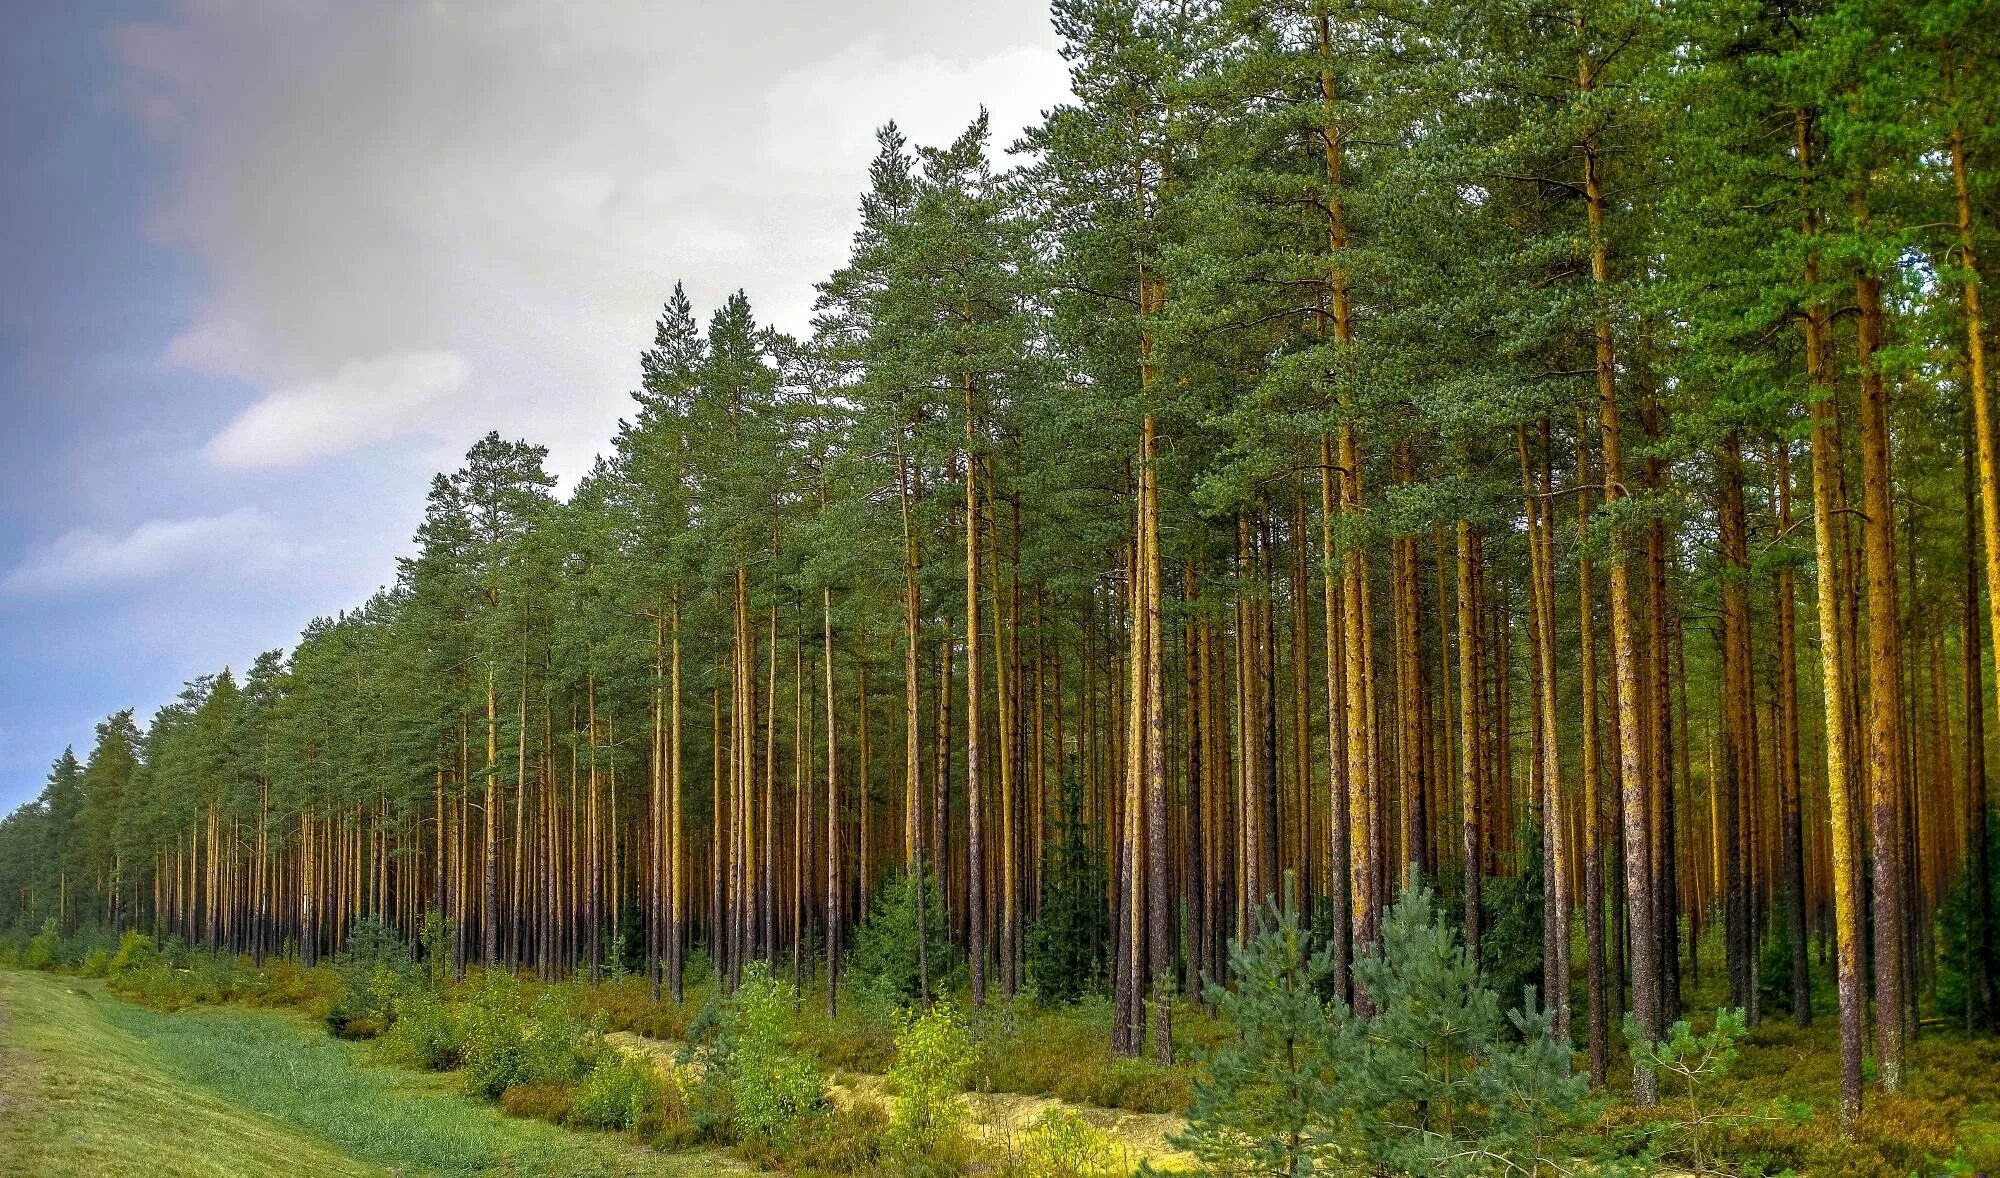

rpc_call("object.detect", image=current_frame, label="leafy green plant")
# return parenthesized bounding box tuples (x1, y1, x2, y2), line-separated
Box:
(26, 917, 59, 970)
(108, 929, 158, 975)
(459, 971, 530, 1097)
(1008, 1107, 1127, 1178)
(327, 922, 415, 1038)
(389, 983, 464, 1071)
(519, 984, 603, 1088)
(692, 962, 827, 1146)
(885, 997, 975, 1163)
(569, 1054, 663, 1130)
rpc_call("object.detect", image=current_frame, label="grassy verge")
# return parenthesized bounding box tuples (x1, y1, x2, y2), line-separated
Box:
(0, 969, 726, 1177)
(0, 968, 374, 1177)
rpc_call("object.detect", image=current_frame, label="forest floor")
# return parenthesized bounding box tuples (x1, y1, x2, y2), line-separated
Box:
(606, 1029, 1198, 1170)
(0, 969, 731, 1178)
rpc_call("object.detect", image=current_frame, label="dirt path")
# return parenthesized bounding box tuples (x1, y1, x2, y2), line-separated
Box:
(606, 1031, 1197, 1171)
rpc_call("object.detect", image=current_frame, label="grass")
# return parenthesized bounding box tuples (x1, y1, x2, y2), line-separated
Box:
(0, 968, 372, 1178)
(0, 968, 730, 1177)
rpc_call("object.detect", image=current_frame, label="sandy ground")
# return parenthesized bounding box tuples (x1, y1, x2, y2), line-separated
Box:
(606, 1030, 1197, 1171)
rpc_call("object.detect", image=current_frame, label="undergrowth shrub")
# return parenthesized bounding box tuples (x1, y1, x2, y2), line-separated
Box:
(523, 985, 604, 1086)
(108, 930, 158, 974)
(688, 962, 827, 1147)
(459, 973, 605, 1098)
(1935, 815, 2000, 1026)
(461, 972, 531, 1097)
(1625, 1006, 1756, 1174)
(390, 983, 464, 1070)
(584, 974, 701, 1040)
(1478, 829, 1545, 1019)
(885, 998, 974, 1164)
(25, 918, 58, 970)
(1007, 1108, 1127, 1178)
(973, 995, 1190, 1112)
(740, 1100, 889, 1176)
(635, 1068, 701, 1150)
(499, 1083, 573, 1124)
(569, 1054, 664, 1130)
(325, 917, 415, 1038)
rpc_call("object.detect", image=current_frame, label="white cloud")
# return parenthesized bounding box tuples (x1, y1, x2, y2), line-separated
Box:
(111, 2, 1071, 481)
(205, 349, 471, 468)
(762, 38, 1068, 175)
(2, 508, 290, 595)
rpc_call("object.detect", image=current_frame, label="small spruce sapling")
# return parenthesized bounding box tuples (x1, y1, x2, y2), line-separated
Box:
(1338, 878, 1603, 1178)
(1027, 761, 1110, 1004)
(847, 867, 954, 1010)
(1174, 873, 1346, 1178)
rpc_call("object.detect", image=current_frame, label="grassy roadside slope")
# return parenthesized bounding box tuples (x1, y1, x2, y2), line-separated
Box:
(0, 968, 376, 1177)
(0, 969, 725, 1178)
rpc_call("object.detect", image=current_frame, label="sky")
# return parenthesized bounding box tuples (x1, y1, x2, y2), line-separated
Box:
(0, 0, 1072, 816)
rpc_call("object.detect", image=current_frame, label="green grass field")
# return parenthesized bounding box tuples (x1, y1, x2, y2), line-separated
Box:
(0, 969, 726, 1178)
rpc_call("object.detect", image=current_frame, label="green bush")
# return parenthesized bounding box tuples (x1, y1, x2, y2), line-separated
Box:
(634, 1067, 702, 1150)
(326, 917, 416, 1037)
(78, 947, 113, 977)
(570, 1055, 663, 1130)
(697, 962, 827, 1146)
(108, 930, 159, 975)
(25, 918, 58, 970)
(390, 984, 464, 1071)
(456, 972, 604, 1099)
(1010, 1107, 1127, 1178)
(885, 998, 975, 1162)
(520, 985, 603, 1088)
(460, 972, 531, 1097)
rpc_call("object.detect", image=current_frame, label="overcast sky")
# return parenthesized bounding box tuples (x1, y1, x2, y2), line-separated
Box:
(0, 0, 1072, 815)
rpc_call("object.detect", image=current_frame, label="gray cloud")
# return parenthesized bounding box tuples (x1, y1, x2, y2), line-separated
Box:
(112, 0, 1070, 482)
(205, 349, 472, 468)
